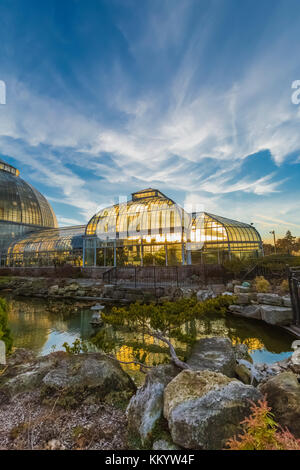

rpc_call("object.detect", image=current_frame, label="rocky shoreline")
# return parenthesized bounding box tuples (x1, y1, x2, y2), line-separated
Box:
(1, 336, 299, 450)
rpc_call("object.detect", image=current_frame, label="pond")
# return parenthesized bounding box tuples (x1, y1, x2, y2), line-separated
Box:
(6, 296, 294, 383)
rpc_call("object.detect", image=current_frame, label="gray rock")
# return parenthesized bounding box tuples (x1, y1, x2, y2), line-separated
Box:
(42, 353, 135, 396)
(152, 439, 180, 450)
(187, 337, 236, 377)
(260, 305, 293, 325)
(48, 285, 59, 295)
(234, 343, 253, 363)
(259, 372, 300, 438)
(196, 289, 215, 302)
(228, 304, 244, 314)
(235, 363, 252, 384)
(126, 364, 179, 445)
(234, 285, 250, 294)
(229, 304, 261, 320)
(222, 291, 234, 296)
(236, 293, 250, 304)
(257, 293, 283, 306)
(1, 352, 136, 405)
(164, 369, 262, 449)
(282, 295, 292, 307)
(210, 284, 226, 295)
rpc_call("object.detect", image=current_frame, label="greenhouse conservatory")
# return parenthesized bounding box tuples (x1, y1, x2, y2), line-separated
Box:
(0, 162, 263, 267)
(0, 158, 57, 254)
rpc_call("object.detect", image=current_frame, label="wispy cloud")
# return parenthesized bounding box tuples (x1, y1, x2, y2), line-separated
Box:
(0, 0, 299, 238)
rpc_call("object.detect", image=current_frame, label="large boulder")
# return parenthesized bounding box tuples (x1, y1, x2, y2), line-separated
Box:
(260, 305, 293, 325)
(259, 372, 300, 437)
(1, 351, 136, 406)
(257, 293, 283, 306)
(164, 369, 262, 449)
(187, 337, 236, 377)
(126, 364, 180, 444)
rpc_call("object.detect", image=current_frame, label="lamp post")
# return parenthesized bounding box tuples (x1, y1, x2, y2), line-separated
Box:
(270, 230, 276, 254)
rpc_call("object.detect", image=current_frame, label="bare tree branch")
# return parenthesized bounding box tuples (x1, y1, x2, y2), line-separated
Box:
(151, 331, 191, 370)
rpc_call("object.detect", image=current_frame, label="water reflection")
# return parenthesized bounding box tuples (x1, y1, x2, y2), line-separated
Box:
(6, 297, 293, 371)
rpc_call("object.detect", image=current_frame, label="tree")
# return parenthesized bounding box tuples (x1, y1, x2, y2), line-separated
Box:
(92, 296, 233, 370)
(276, 230, 296, 254)
(262, 243, 274, 255)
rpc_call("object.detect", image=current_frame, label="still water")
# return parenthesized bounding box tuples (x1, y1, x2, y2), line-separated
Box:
(6, 296, 293, 376)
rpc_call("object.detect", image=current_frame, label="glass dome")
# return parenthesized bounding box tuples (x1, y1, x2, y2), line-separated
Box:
(0, 159, 57, 250)
(86, 188, 191, 243)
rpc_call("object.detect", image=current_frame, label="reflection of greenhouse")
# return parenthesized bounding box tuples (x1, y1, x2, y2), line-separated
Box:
(0, 159, 263, 266)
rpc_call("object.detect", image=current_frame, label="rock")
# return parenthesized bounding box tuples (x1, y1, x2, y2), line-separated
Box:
(229, 304, 261, 320)
(234, 285, 250, 294)
(1, 354, 58, 396)
(226, 282, 234, 292)
(235, 363, 252, 384)
(152, 439, 180, 450)
(236, 293, 250, 304)
(7, 348, 37, 366)
(229, 304, 244, 314)
(48, 285, 59, 295)
(187, 337, 236, 377)
(259, 372, 300, 437)
(76, 290, 85, 297)
(42, 353, 136, 403)
(164, 369, 262, 449)
(0, 340, 5, 365)
(180, 288, 194, 299)
(222, 291, 234, 296)
(257, 293, 283, 306)
(282, 296, 292, 307)
(210, 284, 226, 295)
(260, 305, 293, 326)
(196, 289, 215, 302)
(234, 343, 253, 364)
(126, 364, 180, 444)
(66, 283, 79, 292)
(46, 439, 66, 450)
(1, 351, 136, 406)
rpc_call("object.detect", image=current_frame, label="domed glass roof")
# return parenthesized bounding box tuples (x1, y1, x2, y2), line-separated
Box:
(0, 159, 57, 228)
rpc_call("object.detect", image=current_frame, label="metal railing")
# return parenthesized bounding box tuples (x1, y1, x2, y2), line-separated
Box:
(288, 267, 300, 326)
(102, 264, 229, 288)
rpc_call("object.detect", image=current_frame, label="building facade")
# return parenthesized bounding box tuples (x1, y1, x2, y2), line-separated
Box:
(0, 160, 263, 267)
(0, 158, 57, 257)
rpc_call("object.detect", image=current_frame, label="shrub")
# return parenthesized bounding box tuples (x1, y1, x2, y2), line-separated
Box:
(0, 297, 13, 353)
(226, 398, 300, 450)
(279, 279, 289, 295)
(254, 276, 271, 293)
(62, 338, 88, 354)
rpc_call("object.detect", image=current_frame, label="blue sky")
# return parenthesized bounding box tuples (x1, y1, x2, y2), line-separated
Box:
(0, 0, 300, 240)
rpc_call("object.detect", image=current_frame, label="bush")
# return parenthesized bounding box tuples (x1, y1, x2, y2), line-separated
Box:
(279, 279, 289, 295)
(254, 276, 271, 293)
(226, 398, 300, 450)
(0, 297, 13, 353)
(62, 338, 88, 354)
